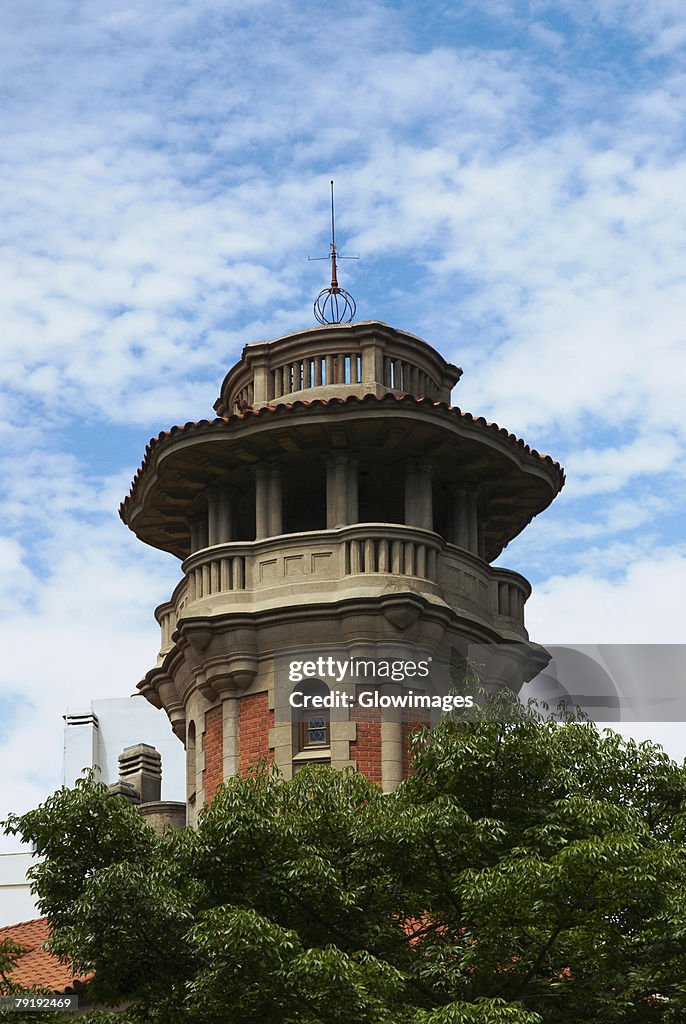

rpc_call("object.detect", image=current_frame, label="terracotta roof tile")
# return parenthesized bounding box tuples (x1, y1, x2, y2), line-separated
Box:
(0, 918, 91, 994)
(120, 393, 565, 517)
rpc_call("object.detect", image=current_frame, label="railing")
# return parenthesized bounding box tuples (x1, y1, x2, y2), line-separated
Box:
(186, 553, 246, 600)
(344, 533, 439, 579)
(227, 347, 446, 411)
(382, 357, 438, 398)
(235, 382, 254, 408)
(155, 526, 529, 656)
(271, 351, 362, 399)
(492, 570, 530, 621)
(440, 546, 530, 624)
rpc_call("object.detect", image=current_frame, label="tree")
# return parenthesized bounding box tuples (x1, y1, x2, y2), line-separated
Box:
(5, 710, 686, 1023)
(0, 938, 26, 995)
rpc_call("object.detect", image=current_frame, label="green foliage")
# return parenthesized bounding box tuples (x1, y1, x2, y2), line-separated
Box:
(5, 716, 686, 1023)
(0, 938, 26, 994)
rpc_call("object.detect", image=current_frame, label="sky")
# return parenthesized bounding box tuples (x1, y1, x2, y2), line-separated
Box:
(1, 0, 686, 841)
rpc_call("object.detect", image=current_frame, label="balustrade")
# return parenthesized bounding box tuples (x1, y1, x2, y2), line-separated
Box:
(187, 553, 247, 600)
(493, 574, 528, 621)
(382, 356, 438, 397)
(343, 532, 439, 580)
(156, 527, 530, 658)
(271, 351, 363, 398)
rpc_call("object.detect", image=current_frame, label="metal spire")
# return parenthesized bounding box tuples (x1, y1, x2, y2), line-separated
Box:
(309, 180, 357, 325)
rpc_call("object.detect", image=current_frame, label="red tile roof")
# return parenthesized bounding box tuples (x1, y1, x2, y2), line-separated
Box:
(0, 918, 91, 994)
(120, 393, 565, 516)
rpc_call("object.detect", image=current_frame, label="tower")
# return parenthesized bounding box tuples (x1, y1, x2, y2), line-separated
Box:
(120, 319, 564, 822)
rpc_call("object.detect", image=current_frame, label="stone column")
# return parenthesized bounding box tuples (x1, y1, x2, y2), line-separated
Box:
(361, 337, 384, 386)
(326, 457, 335, 529)
(477, 521, 486, 560)
(347, 457, 359, 525)
(252, 358, 269, 405)
(405, 460, 432, 529)
(417, 460, 433, 531)
(380, 684, 403, 794)
(190, 516, 201, 553)
(327, 454, 352, 528)
(222, 694, 239, 780)
(269, 467, 283, 536)
(217, 485, 235, 543)
(467, 488, 479, 554)
(254, 466, 270, 540)
(404, 460, 419, 526)
(198, 512, 209, 550)
(452, 487, 469, 550)
(207, 487, 220, 546)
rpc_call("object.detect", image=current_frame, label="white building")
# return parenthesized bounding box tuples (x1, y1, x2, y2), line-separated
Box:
(0, 695, 184, 927)
(63, 695, 184, 797)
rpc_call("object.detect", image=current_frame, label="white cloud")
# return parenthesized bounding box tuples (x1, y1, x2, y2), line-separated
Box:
(527, 552, 686, 643)
(560, 0, 686, 55)
(564, 435, 683, 496)
(0, 461, 179, 836)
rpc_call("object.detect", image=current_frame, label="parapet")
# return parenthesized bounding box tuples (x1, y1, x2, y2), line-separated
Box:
(214, 320, 462, 415)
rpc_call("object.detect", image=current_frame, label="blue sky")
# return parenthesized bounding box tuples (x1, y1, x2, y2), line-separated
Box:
(1, 0, 686, 831)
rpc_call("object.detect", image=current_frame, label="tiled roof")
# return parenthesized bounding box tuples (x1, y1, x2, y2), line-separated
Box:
(0, 918, 91, 994)
(120, 393, 565, 516)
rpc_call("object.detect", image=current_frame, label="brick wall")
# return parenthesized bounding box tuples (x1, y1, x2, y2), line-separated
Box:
(238, 692, 274, 773)
(349, 686, 382, 784)
(202, 705, 223, 805)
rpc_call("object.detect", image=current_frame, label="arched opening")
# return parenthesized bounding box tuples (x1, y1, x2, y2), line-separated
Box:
(186, 721, 196, 802)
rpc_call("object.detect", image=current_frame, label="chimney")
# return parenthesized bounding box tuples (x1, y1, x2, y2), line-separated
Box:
(63, 710, 100, 785)
(117, 743, 162, 803)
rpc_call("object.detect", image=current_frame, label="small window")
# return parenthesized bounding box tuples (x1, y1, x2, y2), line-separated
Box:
(291, 680, 331, 754)
(299, 712, 329, 748)
(186, 721, 197, 802)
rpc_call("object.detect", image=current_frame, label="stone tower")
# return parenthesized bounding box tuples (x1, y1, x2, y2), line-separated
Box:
(120, 321, 563, 823)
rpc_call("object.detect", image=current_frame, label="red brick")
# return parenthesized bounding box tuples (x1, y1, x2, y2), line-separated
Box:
(238, 693, 274, 774)
(202, 706, 223, 805)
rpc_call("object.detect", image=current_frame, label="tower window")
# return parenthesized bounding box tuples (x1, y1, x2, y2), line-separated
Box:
(300, 712, 329, 748)
(291, 679, 331, 753)
(186, 720, 196, 802)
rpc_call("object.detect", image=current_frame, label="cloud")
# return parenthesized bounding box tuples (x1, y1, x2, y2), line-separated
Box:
(526, 551, 686, 643)
(0, 459, 179, 837)
(564, 434, 683, 496)
(555, 0, 686, 55)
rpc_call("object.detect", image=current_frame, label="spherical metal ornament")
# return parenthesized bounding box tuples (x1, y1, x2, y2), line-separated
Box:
(310, 181, 358, 325)
(314, 286, 357, 325)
